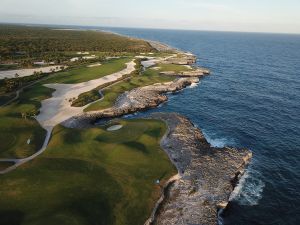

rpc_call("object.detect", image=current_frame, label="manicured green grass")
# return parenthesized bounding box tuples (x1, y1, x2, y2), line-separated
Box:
(0, 92, 16, 105)
(0, 84, 51, 158)
(85, 69, 174, 112)
(0, 117, 46, 159)
(0, 119, 176, 225)
(0, 64, 20, 71)
(71, 58, 143, 108)
(0, 162, 14, 170)
(44, 57, 132, 84)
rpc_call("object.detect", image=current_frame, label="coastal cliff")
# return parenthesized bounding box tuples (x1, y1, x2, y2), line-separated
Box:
(60, 42, 252, 225)
(146, 113, 252, 225)
(62, 77, 202, 128)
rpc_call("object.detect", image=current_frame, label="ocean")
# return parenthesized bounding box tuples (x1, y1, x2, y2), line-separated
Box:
(101, 27, 300, 225)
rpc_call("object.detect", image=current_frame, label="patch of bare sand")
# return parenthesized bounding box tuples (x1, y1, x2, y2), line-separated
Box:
(36, 60, 136, 129)
(0, 66, 63, 79)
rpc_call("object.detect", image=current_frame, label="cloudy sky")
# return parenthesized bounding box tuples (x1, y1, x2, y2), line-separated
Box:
(1, 0, 300, 34)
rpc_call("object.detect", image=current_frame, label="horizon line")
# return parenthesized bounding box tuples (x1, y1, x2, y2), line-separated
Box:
(1, 21, 300, 36)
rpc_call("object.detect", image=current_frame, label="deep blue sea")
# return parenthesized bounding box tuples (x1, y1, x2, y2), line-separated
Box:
(101, 28, 300, 225)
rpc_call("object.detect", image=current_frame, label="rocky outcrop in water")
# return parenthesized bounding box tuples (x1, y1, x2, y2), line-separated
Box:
(160, 67, 210, 77)
(145, 113, 252, 225)
(62, 77, 200, 128)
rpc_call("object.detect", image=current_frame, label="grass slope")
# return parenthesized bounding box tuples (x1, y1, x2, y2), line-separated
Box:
(0, 119, 176, 225)
(44, 57, 132, 84)
(0, 85, 52, 158)
(85, 68, 174, 112)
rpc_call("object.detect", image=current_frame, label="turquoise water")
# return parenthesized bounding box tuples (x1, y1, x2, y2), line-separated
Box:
(103, 28, 300, 225)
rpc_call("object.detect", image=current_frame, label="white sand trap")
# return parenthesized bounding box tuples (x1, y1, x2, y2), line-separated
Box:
(83, 55, 96, 60)
(77, 52, 89, 55)
(152, 67, 161, 70)
(106, 56, 120, 60)
(36, 60, 136, 129)
(70, 57, 79, 62)
(0, 66, 63, 79)
(107, 124, 123, 131)
(139, 54, 177, 68)
(141, 59, 157, 68)
(87, 63, 102, 68)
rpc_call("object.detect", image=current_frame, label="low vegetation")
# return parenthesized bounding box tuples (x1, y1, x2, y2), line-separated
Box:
(0, 119, 176, 225)
(0, 25, 154, 63)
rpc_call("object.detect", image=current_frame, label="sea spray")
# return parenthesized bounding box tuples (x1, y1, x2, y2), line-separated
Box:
(202, 131, 236, 148)
(188, 82, 199, 89)
(230, 165, 265, 206)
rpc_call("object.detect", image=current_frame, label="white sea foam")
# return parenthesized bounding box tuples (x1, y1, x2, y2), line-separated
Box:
(203, 131, 235, 148)
(230, 166, 265, 206)
(203, 132, 265, 205)
(188, 82, 199, 89)
(217, 209, 225, 225)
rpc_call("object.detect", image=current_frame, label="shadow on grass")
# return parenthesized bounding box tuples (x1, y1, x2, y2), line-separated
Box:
(123, 141, 149, 154)
(0, 210, 24, 225)
(68, 194, 115, 225)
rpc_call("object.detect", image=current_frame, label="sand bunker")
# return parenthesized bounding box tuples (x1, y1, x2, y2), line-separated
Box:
(0, 66, 63, 79)
(36, 60, 136, 129)
(152, 67, 161, 70)
(106, 124, 123, 131)
(87, 63, 102, 68)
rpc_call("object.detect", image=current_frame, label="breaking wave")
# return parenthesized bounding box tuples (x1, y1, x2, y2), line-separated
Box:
(202, 131, 236, 148)
(188, 82, 199, 89)
(230, 166, 265, 206)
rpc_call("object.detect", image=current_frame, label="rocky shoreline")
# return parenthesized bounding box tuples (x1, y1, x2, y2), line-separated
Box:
(60, 41, 252, 225)
(62, 76, 202, 128)
(145, 113, 252, 225)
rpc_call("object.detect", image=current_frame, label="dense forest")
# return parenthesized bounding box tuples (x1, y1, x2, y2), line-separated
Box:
(0, 24, 154, 61)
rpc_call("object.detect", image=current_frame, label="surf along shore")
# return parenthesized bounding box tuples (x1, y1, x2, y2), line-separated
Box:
(0, 30, 251, 225)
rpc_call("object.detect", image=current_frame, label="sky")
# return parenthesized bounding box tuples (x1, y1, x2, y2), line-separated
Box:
(1, 0, 300, 34)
